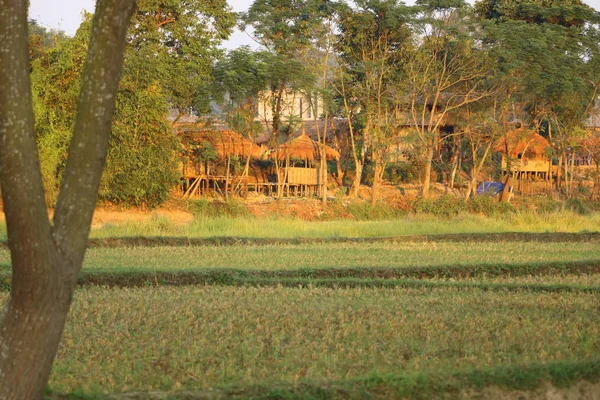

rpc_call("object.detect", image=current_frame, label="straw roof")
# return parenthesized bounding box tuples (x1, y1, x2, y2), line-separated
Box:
(494, 129, 550, 158)
(178, 129, 264, 159)
(256, 119, 348, 145)
(274, 132, 340, 161)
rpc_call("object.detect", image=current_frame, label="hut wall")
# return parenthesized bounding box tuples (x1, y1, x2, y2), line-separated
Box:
(182, 160, 206, 178)
(501, 156, 550, 173)
(286, 167, 319, 185)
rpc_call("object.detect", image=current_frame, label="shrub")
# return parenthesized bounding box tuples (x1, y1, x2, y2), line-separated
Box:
(413, 195, 467, 217)
(565, 198, 594, 216)
(413, 195, 515, 218)
(188, 199, 251, 218)
(99, 85, 179, 208)
(345, 201, 406, 220)
(384, 162, 419, 184)
(469, 195, 515, 216)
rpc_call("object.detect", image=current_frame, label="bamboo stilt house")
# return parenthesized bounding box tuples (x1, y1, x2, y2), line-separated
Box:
(275, 132, 341, 163)
(177, 126, 264, 198)
(271, 132, 340, 195)
(494, 128, 553, 179)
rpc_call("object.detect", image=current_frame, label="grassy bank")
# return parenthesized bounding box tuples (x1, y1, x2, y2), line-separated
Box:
(47, 360, 600, 399)
(38, 286, 599, 394)
(1, 210, 599, 241)
(89, 211, 600, 238)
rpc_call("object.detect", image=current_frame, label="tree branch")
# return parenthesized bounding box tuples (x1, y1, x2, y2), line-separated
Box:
(52, 0, 137, 272)
(0, 0, 55, 291)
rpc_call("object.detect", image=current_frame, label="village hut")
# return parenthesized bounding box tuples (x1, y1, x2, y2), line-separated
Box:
(179, 128, 263, 161)
(177, 127, 264, 198)
(275, 132, 340, 163)
(494, 128, 552, 180)
(271, 132, 340, 197)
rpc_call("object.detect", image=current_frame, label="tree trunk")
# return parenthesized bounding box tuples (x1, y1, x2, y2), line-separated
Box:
(465, 141, 493, 202)
(0, 1, 136, 398)
(0, 267, 73, 399)
(465, 167, 477, 201)
(336, 158, 344, 185)
(568, 151, 575, 197)
(564, 152, 569, 197)
(320, 156, 327, 205)
(371, 158, 384, 206)
(555, 153, 563, 192)
(500, 175, 513, 202)
(225, 154, 231, 200)
(350, 160, 363, 198)
(422, 142, 434, 199)
(449, 155, 459, 190)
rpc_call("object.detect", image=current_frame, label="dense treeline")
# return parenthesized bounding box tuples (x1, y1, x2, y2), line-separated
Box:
(30, 0, 600, 206)
(29, 1, 236, 207)
(236, 0, 600, 203)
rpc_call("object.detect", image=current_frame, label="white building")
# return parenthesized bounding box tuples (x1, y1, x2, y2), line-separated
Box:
(256, 89, 324, 123)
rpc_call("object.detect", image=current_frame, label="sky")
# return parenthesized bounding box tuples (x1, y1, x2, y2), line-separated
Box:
(29, 0, 256, 50)
(28, 0, 600, 50)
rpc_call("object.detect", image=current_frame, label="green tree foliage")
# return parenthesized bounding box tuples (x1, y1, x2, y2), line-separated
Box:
(31, 16, 91, 203)
(241, 0, 321, 54)
(99, 83, 179, 207)
(28, 19, 68, 61)
(210, 47, 269, 138)
(131, 0, 236, 117)
(241, 0, 320, 137)
(30, 1, 236, 208)
(402, 0, 496, 198)
(476, 0, 600, 194)
(474, 0, 594, 26)
(335, 0, 411, 201)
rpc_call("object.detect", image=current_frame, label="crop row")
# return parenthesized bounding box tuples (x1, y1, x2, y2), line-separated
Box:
(1, 259, 598, 291)
(18, 231, 600, 248)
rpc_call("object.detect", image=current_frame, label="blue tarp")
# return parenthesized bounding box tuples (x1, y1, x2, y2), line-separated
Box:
(476, 182, 505, 196)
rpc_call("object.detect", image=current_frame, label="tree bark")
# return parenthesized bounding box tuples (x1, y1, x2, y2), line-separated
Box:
(350, 160, 363, 198)
(0, 1, 136, 398)
(370, 158, 384, 206)
(422, 141, 435, 199)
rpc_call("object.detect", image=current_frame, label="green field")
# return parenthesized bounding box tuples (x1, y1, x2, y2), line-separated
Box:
(2, 241, 599, 273)
(1, 217, 599, 398)
(2, 210, 599, 241)
(87, 211, 600, 238)
(38, 286, 598, 396)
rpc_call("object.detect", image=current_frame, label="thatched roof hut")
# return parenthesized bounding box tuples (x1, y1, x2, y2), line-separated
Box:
(494, 128, 550, 160)
(274, 132, 340, 161)
(178, 128, 264, 159)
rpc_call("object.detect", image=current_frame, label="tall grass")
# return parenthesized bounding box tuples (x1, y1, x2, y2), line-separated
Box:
(0, 208, 598, 241)
(80, 210, 600, 239)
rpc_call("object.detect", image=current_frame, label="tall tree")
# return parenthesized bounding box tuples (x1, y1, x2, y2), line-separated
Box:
(30, 15, 92, 204)
(209, 47, 269, 193)
(241, 0, 321, 198)
(404, 0, 496, 198)
(98, 0, 235, 205)
(211, 47, 269, 140)
(476, 0, 600, 195)
(298, 0, 338, 203)
(0, 0, 136, 398)
(31, 0, 236, 207)
(241, 0, 321, 138)
(131, 0, 236, 118)
(335, 0, 410, 202)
